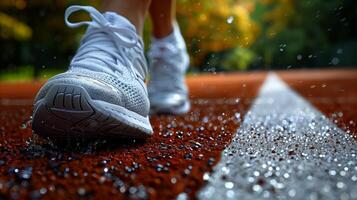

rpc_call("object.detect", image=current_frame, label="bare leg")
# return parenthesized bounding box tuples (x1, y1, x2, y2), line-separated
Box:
(101, 0, 152, 35)
(149, 0, 176, 38)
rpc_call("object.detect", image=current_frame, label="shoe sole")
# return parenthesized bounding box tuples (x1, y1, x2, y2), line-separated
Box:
(150, 100, 190, 115)
(32, 84, 153, 139)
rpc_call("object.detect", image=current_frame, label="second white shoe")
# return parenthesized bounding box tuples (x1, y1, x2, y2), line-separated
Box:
(148, 23, 190, 115)
(32, 6, 153, 139)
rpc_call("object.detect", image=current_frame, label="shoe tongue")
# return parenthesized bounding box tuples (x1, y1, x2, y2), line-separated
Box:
(103, 12, 137, 33)
(73, 12, 146, 79)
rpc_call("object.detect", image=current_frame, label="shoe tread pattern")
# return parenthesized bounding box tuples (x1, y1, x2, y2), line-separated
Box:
(32, 84, 151, 139)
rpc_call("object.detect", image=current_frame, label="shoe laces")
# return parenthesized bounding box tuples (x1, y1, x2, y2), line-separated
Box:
(65, 5, 147, 80)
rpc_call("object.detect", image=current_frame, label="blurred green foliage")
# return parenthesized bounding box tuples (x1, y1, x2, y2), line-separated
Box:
(249, 0, 357, 69)
(0, 0, 356, 79)
(0, 0, 99, 78)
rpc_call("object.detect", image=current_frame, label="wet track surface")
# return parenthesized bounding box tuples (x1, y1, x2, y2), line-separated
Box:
(0, 69, 356, 199)
(199, 74, 356, 200)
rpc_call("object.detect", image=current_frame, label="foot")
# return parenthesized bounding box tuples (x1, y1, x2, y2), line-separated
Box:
(148, 23, 190, 115)
(32, 6, 153, 139)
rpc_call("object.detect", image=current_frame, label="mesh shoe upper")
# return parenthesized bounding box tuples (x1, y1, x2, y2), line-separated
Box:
(65, 5, 148, 80)
(35, 5, 150, 117)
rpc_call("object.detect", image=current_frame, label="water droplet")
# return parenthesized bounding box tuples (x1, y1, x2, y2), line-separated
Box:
(203, 172, 210, 181)
(336, 182, 345, 189)
(224, 181, 234, 189)
(98, 160, 108, 166)
(337, 48, 343, 54)
(103, 167, 109, 173)
(207, 157, 215, 166)
(235, 113, 241, 120)
(156, 164, 164, 172)
(99, 176, 106, 184)
(177, 192, 188, 200)
(252, 184, 262, 192)
(19, 167, 32, 180)
(283, 173, 290, 178)
(39, 187, 47, 195)
(77, 188, 86, 196)
(226, 16, 234, 24)
(288, 189, 296, 197)
(171, 177, 177, 184)
(331, 57, 340, 65)
(226, 190, 235, 198)
(184, 153, 193, 160)
(351, 175, 357, 181)
(329, 170, 337, 176)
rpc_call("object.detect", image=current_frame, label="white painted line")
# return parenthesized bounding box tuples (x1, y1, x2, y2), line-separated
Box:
(198, 73, 357, 200)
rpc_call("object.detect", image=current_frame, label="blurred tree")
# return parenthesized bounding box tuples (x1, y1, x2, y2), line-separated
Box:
(176, 0, 259, 69)
(0, 0, 356, 78)
(222, 47, 255, 71)
(0, 12, 32, 40)
(251, 0, 357, 69)
(0, 0, 99, 78)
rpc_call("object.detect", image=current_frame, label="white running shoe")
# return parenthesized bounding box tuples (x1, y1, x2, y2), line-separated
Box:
(148, 23, 190, 115)
(32, 6, 153, 139)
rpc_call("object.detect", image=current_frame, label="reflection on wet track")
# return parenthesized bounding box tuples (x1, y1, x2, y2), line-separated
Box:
(0, 69, 356, 199)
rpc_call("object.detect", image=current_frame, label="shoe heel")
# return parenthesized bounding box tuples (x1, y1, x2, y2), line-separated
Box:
(32, 84, 152, 139)
(32, 84, 99, 137)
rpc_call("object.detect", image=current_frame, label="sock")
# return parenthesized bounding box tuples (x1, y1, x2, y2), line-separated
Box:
(152, 23, 181, 44)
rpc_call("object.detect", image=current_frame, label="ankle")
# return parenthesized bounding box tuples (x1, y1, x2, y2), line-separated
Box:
(101, 0, 151, 35)
(152, 16, 175, 39)
(153, 25, 174, 39)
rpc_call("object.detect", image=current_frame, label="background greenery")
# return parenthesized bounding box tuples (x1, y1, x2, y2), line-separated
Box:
(0, 0, 356, 80)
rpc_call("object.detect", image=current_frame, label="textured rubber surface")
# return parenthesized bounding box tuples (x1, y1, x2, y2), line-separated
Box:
(32, 84, 153, 139)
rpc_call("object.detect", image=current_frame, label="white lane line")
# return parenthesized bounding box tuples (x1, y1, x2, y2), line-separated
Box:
(198, 73, 357, 200)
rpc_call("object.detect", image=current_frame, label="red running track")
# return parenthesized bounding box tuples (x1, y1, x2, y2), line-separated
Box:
(0, 69, 356, 199)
